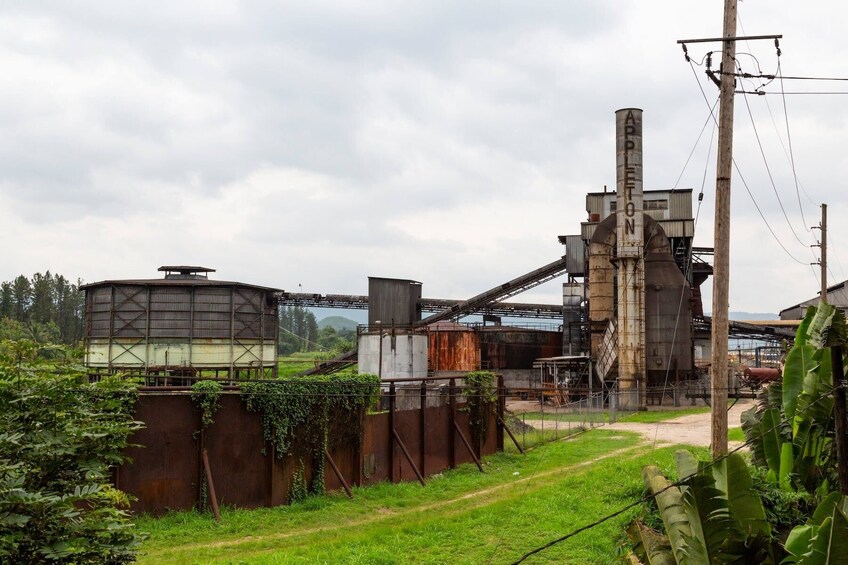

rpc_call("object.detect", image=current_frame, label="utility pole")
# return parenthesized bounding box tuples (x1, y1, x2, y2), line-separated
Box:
(709, 0, 738, 458)
(821, 203, 828, 303)
(678, 7, 782, 461)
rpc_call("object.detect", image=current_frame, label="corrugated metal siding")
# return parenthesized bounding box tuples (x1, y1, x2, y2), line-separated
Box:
(669, 191, 692, 219)
(479, 329, 562, 369)
(368, 278, 422, 326)
(585, 194, 605, 217)
(83, 280, 279, 370)
(564, 235, 585, 275)
(428, 329, 480, 371)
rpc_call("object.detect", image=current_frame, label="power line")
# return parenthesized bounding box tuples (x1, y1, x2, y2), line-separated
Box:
(738, 90, 848, 95)
(777, 60, 813, 228)
(738, 65, 809, 247)
(688, 59, 810, 266)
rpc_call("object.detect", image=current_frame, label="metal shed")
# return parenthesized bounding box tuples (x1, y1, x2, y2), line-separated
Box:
(82, 266, 280, 378)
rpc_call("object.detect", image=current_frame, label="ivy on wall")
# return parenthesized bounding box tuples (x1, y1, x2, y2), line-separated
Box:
(190, 380, 224, 430)
(240, 373, 380, 498)
(462, 371, 497, 455)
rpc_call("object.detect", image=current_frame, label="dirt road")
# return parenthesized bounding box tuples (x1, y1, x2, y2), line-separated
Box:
(519, 399, 753, 449)
(605, 400, 752, 448)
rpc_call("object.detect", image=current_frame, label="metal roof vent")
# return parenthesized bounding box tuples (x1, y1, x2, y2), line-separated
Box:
(158, 266, 216, 280)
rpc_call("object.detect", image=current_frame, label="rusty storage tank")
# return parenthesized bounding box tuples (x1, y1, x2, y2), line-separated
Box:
(428, 321, 480, 371)
(644, 252, 693, 384)
(81, 266, 280, 378)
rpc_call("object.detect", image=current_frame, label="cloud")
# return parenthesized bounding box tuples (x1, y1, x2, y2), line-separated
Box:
(1, 1, 847, 315)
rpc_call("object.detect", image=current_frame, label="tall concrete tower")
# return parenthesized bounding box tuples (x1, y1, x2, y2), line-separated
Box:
(615, 108, 646, 410)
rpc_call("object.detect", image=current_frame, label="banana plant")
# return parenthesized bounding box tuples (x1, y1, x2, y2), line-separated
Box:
(637, 450, 775, 564)
(741, 303, 843, 495)
(782, 493, 848, 564)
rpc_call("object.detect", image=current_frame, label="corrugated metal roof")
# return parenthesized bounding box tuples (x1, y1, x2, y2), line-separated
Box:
(80, 278, 281, 292)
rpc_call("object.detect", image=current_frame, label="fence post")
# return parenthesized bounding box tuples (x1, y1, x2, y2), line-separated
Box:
(389, 382, 396, 483)
(449, 378, 456, 469)
(496, 374, 505, 451)
(420, 380, 427, 475)
(609, 387, 617, 424)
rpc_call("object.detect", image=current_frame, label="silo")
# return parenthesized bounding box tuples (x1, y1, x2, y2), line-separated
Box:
(82, 266, 280, 378)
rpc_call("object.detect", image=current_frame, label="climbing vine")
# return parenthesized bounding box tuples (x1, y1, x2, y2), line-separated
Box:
(241, 373, 380, 496)
(462, 371, 497, 455)
(191, 380, 224, 430)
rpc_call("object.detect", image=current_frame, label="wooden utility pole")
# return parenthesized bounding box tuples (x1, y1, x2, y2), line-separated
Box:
(821, 203, 828, 303)
(709, 0, 738, 458)
(830, 345, 848, 494)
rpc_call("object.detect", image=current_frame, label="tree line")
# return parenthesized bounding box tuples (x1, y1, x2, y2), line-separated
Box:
(278, 306, 356, 356)
(0, 272, 85, 345)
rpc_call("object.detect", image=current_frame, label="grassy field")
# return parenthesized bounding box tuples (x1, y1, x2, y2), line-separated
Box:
(136, 429, 708, 564)
(517, 405, 710, 425)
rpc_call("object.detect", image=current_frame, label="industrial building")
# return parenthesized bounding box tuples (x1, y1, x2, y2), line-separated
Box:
(82, 266, 280, 379)
(780, 279, 848, 320)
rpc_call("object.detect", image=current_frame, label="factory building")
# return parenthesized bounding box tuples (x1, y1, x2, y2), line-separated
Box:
(556, 109, 712, 409)
(82, 266, 280, 379)
(780, 280, 848, 320)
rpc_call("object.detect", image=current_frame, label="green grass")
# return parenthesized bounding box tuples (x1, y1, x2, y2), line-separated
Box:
(136, 430, 708, 564)
(516, 410, 607, 423)
(618, 406, 710, 423)
(728, 426, 745, 442)
(516, 405, 709, 425)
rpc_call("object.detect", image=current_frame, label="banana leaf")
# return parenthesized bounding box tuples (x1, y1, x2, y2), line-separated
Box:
(628, 521, 676, 565)
(643, 465, 696, 565)
(784, 344, 815, 426)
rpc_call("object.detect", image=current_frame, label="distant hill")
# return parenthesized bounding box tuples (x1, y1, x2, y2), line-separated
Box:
(726, 311, 780, 321)
(318, 315, 359, 332)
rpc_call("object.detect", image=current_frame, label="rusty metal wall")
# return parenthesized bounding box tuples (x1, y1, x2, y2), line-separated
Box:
(479, 328, 562, 369)
(428, 328, 480, 371)
(118, 391, 499, 514)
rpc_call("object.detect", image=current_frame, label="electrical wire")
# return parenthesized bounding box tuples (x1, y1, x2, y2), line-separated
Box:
(738, 64, 809, 247)
(672, 98, 719, 190)
(777, 59, 812, 231)
(688, 58, 810, 267)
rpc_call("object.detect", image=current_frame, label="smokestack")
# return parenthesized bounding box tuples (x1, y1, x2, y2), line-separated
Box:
(615, 108, 646, 410)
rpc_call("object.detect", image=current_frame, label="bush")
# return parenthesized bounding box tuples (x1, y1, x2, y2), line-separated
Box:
(0, 340, 144, 563)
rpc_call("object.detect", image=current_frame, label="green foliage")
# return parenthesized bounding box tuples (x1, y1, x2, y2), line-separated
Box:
(742, 303, 842, 496)
(640, 450, 775, 564)
(241, 373, 380, 496)
(191, 380, 224, 430)
(0, 272, 85, 345)
(462, 370, 497, 455)
(289, 461, 309, 504)
(278, 306, 320, 355)
(782, 493, 848, 564)
(749, 464, 814, 541)
(0, 341, 144, 563)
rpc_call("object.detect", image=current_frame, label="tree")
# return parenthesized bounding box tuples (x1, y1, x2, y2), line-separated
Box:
(11, 275, 31, 322)
(278, 306, 321, 354)
(0, 340, 143, 562)
(0, 283, 12, 319)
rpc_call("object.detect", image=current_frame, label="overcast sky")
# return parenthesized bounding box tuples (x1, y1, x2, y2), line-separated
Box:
(2, 1, 846, 315)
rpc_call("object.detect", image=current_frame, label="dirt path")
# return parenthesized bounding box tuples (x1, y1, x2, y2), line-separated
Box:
(522, 399, 753, 448)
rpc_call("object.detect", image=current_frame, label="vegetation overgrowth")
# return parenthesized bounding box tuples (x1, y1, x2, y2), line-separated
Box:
(138, 430, 703, 564)
(241, 373, 380, 499)
(462, 370, 497, 454)
(634, 302, 848, 564)
(0, 339, 143, 563)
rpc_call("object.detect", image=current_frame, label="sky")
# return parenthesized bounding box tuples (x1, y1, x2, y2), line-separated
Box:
(2, 1, 847, 316)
